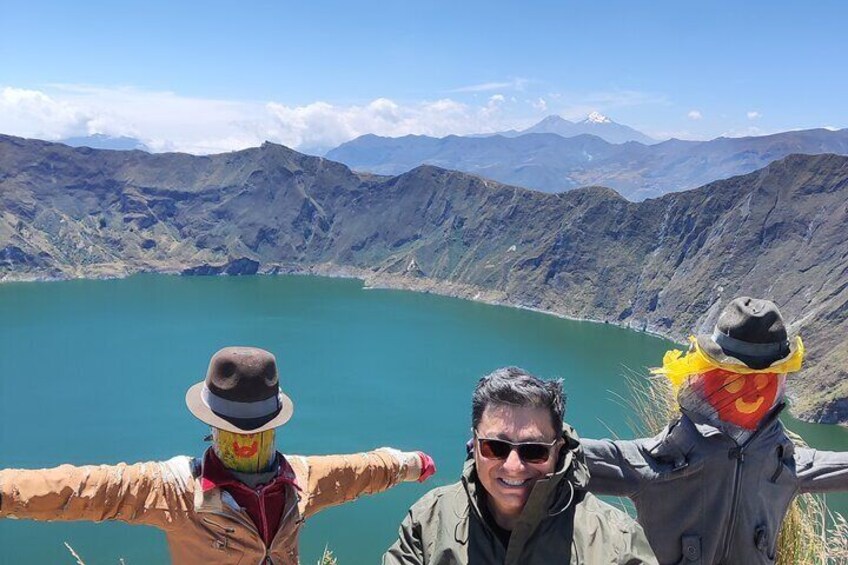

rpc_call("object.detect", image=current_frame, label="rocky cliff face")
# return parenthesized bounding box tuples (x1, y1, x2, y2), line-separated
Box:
(2, 135, 846, 423)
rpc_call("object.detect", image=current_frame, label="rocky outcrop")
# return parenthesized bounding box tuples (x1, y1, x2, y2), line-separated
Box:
(1, 135, 846, 423)
(182, 258, 260, 276)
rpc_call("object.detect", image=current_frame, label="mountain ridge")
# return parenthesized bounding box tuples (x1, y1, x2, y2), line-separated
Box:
(1, 134, 846, 424)
(515, 113, 656, 144)
(326, 127, 848, 200)
(487, 113, 656, 145)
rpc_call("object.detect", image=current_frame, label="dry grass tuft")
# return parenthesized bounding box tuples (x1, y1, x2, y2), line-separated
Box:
(63, 541, 343, 564)
(319, 545, 339, 565)
(63, 542, 86, 565)
(620, 372, 848, 564)
(775, 431, 848, 565)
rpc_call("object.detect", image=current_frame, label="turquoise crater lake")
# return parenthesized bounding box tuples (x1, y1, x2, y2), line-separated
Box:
(1, 275, 846, 563)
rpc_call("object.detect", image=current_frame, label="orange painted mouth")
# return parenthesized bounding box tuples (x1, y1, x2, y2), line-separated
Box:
(734, 396, 765, 414)
(232, 441, 259, 458)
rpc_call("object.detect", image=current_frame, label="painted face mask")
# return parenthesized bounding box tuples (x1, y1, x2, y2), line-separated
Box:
(692, 369, 785, 430)
(212, 428, 276, 473)
(653, 335, 802, 433)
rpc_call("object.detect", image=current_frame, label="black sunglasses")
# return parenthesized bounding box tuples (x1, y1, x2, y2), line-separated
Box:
(474, 434, 558, 464)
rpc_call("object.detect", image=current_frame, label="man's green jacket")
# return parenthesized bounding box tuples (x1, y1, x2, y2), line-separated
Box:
(383, 426, 657, 564)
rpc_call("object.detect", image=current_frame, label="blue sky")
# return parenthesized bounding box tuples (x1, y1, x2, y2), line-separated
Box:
(1, 0, 845, 153)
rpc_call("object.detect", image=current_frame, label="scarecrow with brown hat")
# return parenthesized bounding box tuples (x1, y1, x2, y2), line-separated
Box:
(0, 346, 436, 564)
(581, 297, 848, 564)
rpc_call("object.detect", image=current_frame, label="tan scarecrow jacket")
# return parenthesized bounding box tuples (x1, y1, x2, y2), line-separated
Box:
(0, 448, 418, 564)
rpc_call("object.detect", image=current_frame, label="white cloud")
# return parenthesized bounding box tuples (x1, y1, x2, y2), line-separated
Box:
(0, 84, 532, 154)
(532, 97, 548, 111)
(1, 84, 257, 153)
(450, 78, 528, 93)
(688, 110, 703, 120)
(747, 111, 762, 120)
(478, 94, 506, 120)
(265, 96, 507, 150)
(1, 87, 98, 140)
(0, 83, 690, 153)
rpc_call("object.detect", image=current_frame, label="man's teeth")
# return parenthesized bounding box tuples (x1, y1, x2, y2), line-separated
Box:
(499, 478, 529, 487)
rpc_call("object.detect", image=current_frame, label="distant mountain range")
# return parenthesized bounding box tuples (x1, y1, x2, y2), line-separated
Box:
(493, 113, 656, 145)
(60, 134, 149, 151)
(1, 134, 846, 424)
(327, 126, 848, 200)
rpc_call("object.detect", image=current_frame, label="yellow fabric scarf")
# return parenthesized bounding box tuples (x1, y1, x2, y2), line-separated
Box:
(652, 335, 805, 389)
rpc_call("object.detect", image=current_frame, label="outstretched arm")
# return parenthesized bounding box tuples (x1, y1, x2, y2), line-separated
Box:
(795, 447, 848, 494)
(581, 438, 651, 498)
(0, 457, 193, 528)
(297, 448, 435, 517)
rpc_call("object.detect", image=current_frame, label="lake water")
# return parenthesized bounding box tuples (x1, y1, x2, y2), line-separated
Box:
(1, 275, 846, 563)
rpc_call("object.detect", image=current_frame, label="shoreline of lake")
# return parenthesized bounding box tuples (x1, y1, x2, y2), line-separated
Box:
(0, 261, 681, 341)
(2, 262, 843, 428)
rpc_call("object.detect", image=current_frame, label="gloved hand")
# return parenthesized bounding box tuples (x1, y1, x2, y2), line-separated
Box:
(416, 451, 436, 483)
(380, 448, 437, 482)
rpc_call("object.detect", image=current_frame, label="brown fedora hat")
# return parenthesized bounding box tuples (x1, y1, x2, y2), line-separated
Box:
(186, 346, 294, 433)
(696, 296, 795, 370)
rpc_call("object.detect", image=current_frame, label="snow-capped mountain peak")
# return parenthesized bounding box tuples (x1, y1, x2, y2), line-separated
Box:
(499, 113, 655, 144)
(584, 111, 612, 124)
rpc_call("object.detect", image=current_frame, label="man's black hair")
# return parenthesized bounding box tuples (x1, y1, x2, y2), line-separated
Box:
(471, 366, 565, 437)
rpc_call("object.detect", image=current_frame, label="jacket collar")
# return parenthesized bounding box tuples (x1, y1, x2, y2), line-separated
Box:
(681, 402, 785, 436)
(673, 402, 787, 455)
(199, 448, 299, 493)
(194, 448, 300, 517)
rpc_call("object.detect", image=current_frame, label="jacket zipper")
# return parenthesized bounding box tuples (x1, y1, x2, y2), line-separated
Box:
(256, 484, 270, 544)
(199, 507, 261, 538)
(265, 489, 302, 565)
(278, 494, 299, 532)
(202, 516, 236, 533)
(720, 452, 744, 564)
(719, 404, 784, 564)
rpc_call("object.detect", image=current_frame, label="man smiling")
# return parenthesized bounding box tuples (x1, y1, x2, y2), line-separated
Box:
(383, 367, 656, 564)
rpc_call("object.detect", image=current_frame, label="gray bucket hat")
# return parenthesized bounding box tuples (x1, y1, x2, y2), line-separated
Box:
(696, 297, 795, 370)
(185, 346, 294, 433)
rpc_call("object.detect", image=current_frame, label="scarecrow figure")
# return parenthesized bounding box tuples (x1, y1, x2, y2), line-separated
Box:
(0, 346, 436, 564)
(582, 297, 848, 564)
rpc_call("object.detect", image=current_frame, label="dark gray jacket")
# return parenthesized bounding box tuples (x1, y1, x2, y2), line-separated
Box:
(582, 407, 848, 564)
(384, 426, 657, 565)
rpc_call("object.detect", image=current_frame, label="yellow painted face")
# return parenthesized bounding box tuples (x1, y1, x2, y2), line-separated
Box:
(212, 428, 276, 473)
